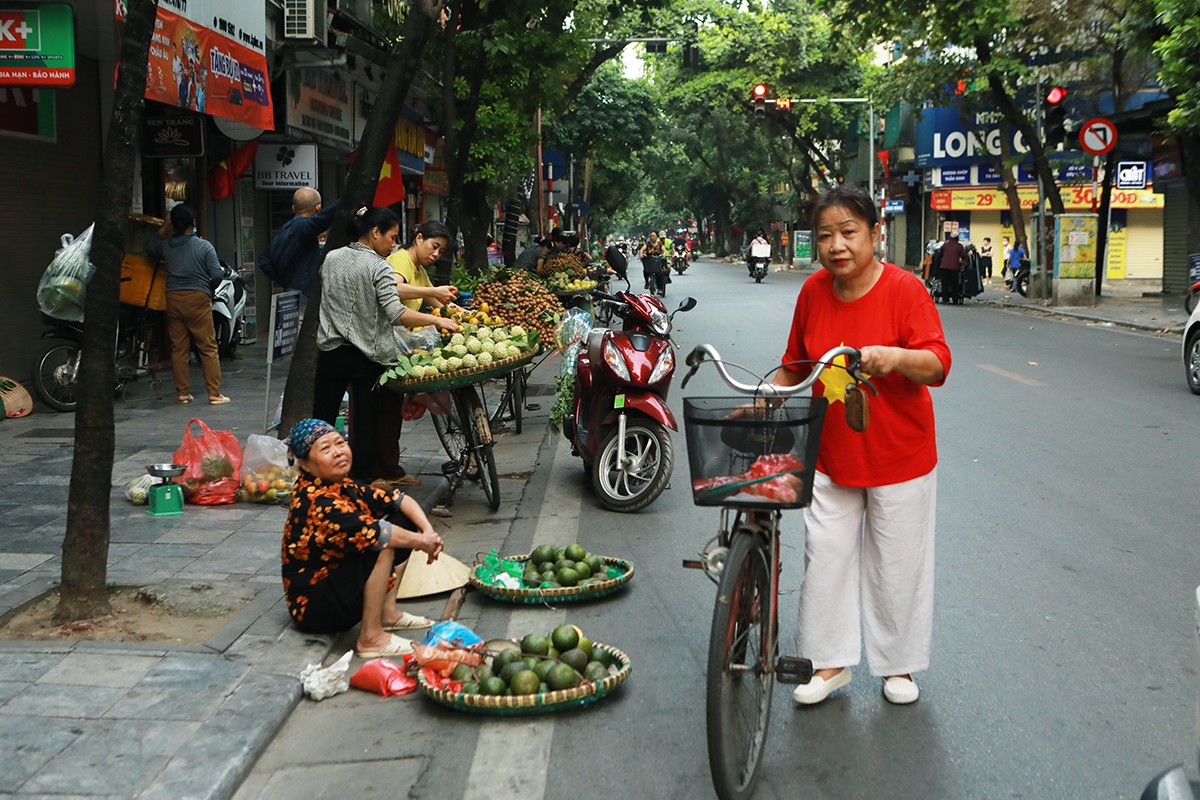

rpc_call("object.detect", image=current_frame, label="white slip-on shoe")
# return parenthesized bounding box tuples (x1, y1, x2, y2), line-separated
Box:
(791, 668, 852, 705)
(882, 676, 919, 705)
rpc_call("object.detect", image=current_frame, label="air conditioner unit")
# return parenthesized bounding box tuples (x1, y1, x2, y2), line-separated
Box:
(284, 0, 328, 42)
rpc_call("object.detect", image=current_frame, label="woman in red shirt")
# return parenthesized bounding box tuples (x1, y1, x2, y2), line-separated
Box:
(773, 186, 951, 705)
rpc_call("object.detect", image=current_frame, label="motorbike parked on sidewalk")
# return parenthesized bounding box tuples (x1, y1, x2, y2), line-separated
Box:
(562, 284, 696, 512)
(748, 242, 770, 283)
(1012, 258, 1031, 297)
(211, 262, 246, 358)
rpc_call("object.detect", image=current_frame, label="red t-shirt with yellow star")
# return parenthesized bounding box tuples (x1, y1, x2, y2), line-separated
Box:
(781, 263, 951, 487)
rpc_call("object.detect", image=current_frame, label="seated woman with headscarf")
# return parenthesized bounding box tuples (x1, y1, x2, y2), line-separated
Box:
(281, 418, 445, 659)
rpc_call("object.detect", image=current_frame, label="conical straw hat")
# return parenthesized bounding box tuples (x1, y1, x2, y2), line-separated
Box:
(396, 551, 471, 599)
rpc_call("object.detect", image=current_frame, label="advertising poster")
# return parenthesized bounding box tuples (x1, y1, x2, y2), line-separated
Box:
(0, 3, 75, 87)
(142, 0, 272, 131)
(1055, 215, 1097, 279)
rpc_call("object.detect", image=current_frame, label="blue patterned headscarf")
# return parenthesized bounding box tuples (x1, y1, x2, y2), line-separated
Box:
(288, 418, 340, 460)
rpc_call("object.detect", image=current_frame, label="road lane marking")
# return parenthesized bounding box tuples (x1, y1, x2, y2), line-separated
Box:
(978, 363, 1045, 386)
(463, 436, 581, 800)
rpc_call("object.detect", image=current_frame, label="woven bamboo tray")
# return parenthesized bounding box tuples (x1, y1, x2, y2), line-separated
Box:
(470, 555, 634, 604)
(381, 348, 539, 393)
(417, 642, 631, 715)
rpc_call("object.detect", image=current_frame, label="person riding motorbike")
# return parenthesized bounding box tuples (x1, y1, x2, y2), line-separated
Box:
(748, 231, 769, 276)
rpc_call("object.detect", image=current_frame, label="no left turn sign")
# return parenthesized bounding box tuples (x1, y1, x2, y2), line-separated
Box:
(1079, 118, 1117, 156)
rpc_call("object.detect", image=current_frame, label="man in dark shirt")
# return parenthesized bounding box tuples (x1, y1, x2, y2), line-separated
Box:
(257, 187, 339, 298)
(514, 238, 549, 273)
(937, 234, 965, 302)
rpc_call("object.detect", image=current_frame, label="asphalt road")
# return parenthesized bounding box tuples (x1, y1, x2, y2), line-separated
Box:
(241, 256, 1200, 800)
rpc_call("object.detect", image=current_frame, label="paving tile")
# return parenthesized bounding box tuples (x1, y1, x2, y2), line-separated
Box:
(0, 680, 29, 704)
(19, 718, 199, 796)
(153, 527, 235, 545)
(103, 684, 222, 721)
(3, 683, 126, 718)
(251, 758, 425, 799)
(0, 652, 66, 682)
(0, 714, 84, 793)
(37, 652, 158, 688)
(137, 653, 248, 690)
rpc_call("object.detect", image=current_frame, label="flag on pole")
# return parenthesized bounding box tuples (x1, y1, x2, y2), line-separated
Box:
(347, 147, 406, 207)
(207, 141, 259, 201)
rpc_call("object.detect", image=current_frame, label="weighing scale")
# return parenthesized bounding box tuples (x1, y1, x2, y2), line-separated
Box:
(145, 463, 186, 516)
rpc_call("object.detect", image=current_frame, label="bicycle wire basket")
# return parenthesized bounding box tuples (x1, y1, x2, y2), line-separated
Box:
(683, 396, 827, 510)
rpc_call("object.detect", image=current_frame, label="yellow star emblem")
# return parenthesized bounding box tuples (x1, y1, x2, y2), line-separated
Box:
(820, 349, 857, 406)
(380, 160, 393, 180)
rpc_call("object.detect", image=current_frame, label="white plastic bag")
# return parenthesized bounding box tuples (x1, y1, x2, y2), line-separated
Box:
(300, 650, 353, 701)
(395, 325, 442, 355)
(125, 474, 157, 506)
(239, 434, 294, 503)
(37, 225, 96, 322)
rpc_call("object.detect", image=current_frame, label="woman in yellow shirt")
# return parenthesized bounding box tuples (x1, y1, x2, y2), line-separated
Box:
(378, 221, 457, 485)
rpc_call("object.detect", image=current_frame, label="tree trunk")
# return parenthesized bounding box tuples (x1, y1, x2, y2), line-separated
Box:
(279, 0, 441, 435)
(458, 179, 492, 270)
(55, 0, 158, 624)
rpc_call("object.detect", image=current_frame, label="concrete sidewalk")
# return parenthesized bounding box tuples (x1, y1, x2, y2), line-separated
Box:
(0, 344, 549, 799)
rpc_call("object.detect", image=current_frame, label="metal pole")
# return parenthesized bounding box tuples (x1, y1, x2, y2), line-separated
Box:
(535, 107, 546, 238)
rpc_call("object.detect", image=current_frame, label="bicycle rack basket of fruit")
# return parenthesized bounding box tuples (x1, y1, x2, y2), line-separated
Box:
(469, 543, 635, 604)
(378, 326, 541, 393)
(417, 624, 631, 715)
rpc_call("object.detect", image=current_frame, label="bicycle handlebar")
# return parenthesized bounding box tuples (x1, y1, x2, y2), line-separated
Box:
(681, 343, 868, 396)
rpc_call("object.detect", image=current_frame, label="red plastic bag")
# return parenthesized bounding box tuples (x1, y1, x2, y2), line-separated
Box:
(172, 418, 244, 505)
(350, 657, 417, 697)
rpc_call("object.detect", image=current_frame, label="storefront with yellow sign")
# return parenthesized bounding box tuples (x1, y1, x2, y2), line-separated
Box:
(929, 185, 1163, 293)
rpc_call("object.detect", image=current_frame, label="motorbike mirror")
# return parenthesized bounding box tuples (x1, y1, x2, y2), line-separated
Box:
(1140, 765, 1197, 800)
(677, 297, 697, 313)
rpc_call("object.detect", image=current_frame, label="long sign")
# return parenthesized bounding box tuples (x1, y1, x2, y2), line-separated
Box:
(0, 3, 75, 87)
(930, 186, 1164, 211)
(141, 0, 273, 131)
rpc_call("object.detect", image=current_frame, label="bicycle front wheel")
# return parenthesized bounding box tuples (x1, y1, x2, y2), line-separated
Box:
(707, 528, 774, 800)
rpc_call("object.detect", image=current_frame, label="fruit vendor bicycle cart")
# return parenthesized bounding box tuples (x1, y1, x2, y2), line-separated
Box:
(383, 347, 541, 511)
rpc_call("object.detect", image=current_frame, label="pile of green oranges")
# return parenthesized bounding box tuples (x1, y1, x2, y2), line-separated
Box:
(521, 543, 610, 589)
(453, 624, 616, 696)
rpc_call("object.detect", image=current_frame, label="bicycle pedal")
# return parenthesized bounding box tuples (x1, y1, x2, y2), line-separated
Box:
(774, 656, 814, 685)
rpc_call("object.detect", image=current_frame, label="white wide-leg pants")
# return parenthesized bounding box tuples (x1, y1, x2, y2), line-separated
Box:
(793, 468, 937, 677)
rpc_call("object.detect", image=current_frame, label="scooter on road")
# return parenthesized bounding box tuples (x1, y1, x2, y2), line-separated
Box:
(748, 242, 770, 283)
(563, 283, 697, 512)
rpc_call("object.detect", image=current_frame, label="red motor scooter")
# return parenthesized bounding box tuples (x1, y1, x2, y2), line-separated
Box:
(563, 284, 696, 512)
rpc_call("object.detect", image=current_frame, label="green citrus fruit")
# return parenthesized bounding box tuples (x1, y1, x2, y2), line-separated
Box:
(590, 646, 614, 668)
(546, 662, 581, 691)
(533, 659, 556, 680)
(559, 648, 589, 673)
(554, 558, 576, 573)
(564, 543, 588, 562)
(584, 555, 604, 575)
(510, 670, 540, 695)
(584, 662, 609, 682)
(452, 664, 475, 682)
(474, 664, 495, 682)
(531, 544, 556, 565)
(499, 661, 526, 685)
(460, 681, 480, 694)
(576, 635, 593, 659)
(479, 676, 507, 695)
(573, 561, 592, 580)
(492, 649, 520, 672)
(521, 633, 550, 656)
(556, 567, 580, 587)
(550, 624, 580, 652)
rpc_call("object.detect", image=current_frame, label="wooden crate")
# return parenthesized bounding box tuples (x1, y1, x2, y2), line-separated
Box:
(120, 255, 167, 310)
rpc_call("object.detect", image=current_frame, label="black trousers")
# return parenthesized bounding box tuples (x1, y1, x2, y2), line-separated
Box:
(313, 344, 385, 482)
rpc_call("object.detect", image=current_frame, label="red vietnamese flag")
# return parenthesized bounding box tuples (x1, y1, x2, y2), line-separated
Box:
(346, 147, 406, 206)
(207, 141, 259, 201)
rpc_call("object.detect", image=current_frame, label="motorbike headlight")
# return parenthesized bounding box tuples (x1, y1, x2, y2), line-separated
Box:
(648, 346, 675, 384)
(602, 339, 632, 381)
(649, 309, 671, 336)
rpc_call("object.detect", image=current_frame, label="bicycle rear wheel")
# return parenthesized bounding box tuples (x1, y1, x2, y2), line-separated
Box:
(459, 387, 500, 510)
(707, 528, 774, 800)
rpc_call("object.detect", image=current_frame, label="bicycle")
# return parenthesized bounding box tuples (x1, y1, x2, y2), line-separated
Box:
(431, 383, 501, 510)
(679, 343, 874, 800)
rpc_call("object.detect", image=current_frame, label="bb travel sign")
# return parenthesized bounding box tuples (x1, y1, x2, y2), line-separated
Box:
(0, 4, 75, 87)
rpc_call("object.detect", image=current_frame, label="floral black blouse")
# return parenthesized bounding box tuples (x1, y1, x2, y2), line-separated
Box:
(281, 470, 396, 624)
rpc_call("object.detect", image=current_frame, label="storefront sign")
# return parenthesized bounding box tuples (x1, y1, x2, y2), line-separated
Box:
(0, 3, 75, 86)
(142, 115, 205, 157)
(287, 68, 354, 149)
(884, 200, 905, 214)
(1115, 161, 1147, 190)
(141, 0, 272, 131)
(1106, 212, 1127, 280)
(937, 167, 971, 186)
(793, 230, 812, 261)
(931, 186, 1163, 212)
(254, 143, 317, 190)
(422, 167, 448, 195)
(916, 107, 1031, 168)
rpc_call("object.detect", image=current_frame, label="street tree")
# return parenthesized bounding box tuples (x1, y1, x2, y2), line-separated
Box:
(56, 0, 157, 624)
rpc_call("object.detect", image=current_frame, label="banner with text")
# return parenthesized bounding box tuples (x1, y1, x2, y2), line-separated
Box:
(930, 186, 1164, 212)
(142, 1, 272, 131)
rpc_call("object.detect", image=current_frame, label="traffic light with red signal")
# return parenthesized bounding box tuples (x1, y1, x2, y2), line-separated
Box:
(753, 83, 768, 119)
(1044, 86, 1067, 147)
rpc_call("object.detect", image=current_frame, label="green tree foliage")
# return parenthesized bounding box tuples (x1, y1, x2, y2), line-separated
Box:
(1154, 0, 1200, 134)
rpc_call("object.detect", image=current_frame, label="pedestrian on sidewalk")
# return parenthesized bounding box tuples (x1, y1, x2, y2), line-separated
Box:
(1001, 237, 1012, 286)
(312, 207, 459, 483)
(282, 419, 446, 659)
(146, 205, 229, 405)
(979, 237, 993, 280)
(936, 233, 965, 302)
(770, 185, 951, 707)
(257, 187, 339, 308)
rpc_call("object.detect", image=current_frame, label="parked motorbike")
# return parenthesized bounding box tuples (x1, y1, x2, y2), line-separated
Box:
(563, 286, 697, 512)
(211, 262, 246, 358)
(748, 242, 770, 283)
(1012, 259, 1031, 297)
